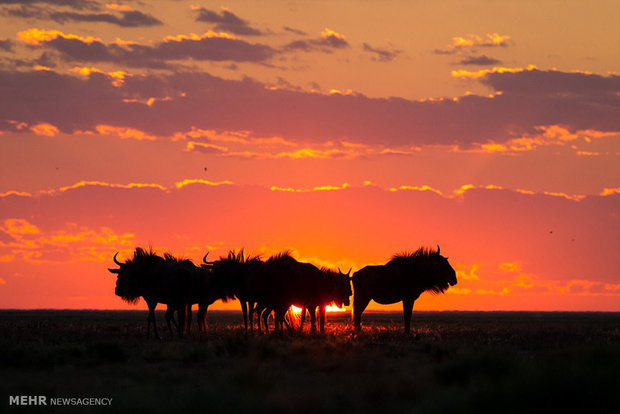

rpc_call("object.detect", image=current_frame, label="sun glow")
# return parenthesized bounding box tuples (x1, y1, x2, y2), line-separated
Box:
(290, 305, 347, 313)
(325, 305, 347, 312)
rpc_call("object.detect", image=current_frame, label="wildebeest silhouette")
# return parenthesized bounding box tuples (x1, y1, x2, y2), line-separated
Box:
(108, 248, 188, 338)
(352, 246, 456, 333)
(299, 267, 352, 332)
(163, 253, 231, 332)
(204, 249, 263, 332)
(250, 251, 352, 333)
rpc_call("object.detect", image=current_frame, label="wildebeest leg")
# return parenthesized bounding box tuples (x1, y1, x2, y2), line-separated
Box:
(186, 304, 192, 333)
(176, 304, 186, 338)
(300, 308, 307, 331)
(283, 309, 294, 332)
(197, 304, 208, 331)
(262, 307, 271, 333)
(248, 301, 255, 332)
(403, 298, 414, 333)
(309, 307, 317, 333)
(165, 307, 176, 336)
(274, 308, 286, 332)
(240, 301, 248, 332)
(147, 301, 159, 339)
(319, 305, 326, 333)
(255, 304, 266, 333)
(353, 294, 371, 331)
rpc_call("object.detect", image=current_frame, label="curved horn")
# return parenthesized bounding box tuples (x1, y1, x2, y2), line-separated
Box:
(202, 252, 210, 264)
(437, 245, 441, 255)
(347, 267, 352, 276)
(113, 252, 122, 266)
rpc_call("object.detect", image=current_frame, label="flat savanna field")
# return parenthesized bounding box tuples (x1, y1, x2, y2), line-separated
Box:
(2, 310, 620, 413)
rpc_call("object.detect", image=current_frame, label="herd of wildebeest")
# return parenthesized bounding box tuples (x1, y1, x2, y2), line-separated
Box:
(107, 246, 457, 338)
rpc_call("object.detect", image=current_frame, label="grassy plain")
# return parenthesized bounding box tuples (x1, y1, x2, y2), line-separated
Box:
(1, 310, 619, 413)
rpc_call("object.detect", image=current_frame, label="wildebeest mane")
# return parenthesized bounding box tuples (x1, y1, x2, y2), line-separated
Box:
(387, 246, 449, 294)
(388, 246, 440, 265)
(218, 249, 262, 264)
(319, 266, 339, 277)
(163, 252, 195, 267)
(132, 246, 160, 261)
(266, 250, 297, 264)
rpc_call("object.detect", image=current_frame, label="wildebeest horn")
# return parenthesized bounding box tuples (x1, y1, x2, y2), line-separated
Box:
(108, 268, 120, 274)
(437, 245, 441, 255)
(202, 252, 215, 265)
(113, 252, 122, 266)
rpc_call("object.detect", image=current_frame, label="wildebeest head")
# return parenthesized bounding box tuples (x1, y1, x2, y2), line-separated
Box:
(390, 245, 457, 294)
(108, 248, 163, 304)
(430, 249, 457, 293)
(323, 267, 352, 307)
(335, 268, 353, 307)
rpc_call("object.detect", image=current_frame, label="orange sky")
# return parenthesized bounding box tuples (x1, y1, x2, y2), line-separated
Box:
(0, 0, 618, 311)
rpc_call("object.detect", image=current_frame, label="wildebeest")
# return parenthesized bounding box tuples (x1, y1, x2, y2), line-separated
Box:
(352, 246, 457, 333)
(299, 267, 352, 333)
(204, 249, 263, 332)
(108, 248, 232, 338)
(108, 248, 188, 338)
(251, 252, 352, 333)
(164, 253, 230, 332)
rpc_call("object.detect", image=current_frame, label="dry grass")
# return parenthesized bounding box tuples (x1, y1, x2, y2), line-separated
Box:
(1, 310, 619, 413)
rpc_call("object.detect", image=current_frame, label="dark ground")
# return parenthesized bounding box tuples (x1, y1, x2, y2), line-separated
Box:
(1, 310, 619, 413)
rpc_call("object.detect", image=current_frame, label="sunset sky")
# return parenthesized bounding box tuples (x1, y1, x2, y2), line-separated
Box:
(0, 0, 618, 311)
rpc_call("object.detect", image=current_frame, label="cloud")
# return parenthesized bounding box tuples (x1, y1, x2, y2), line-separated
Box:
(30, 122, 59, 136)
(56, 181, 167, 193)
(284, 28, 349, 52)
(452, 33, 511, 49)
(0, 67, 617, 148)
(362, 43, 402, 62)
(17, 28, 101, 46)
(283, 26, 307, 36)
(0, 0, 98, 9)
(451, 65, 537, 79)
(270, 183, 349, 192)
(434, 33, 511, 65)
(95, 124, 156, 140)
(388, 185, 443, 196)
(0, 38, 12, 52)
(17, 28, 277, 68)
(458, 54, 501, 66)
(185, 141, 229, 154)
(192, 6, 263, 36)
(0, 191, 32, 198)
(469, 125, 620, 154)
(173, 179, 234, 189)
(2, 218, 40, 235)
(0, 218, 135, 263)
(48, 9, 162, 27)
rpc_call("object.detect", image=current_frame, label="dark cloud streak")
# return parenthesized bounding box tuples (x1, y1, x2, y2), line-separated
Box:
(31, 32, 277, 68)
(459, 54, 501, 66)
(193, 7, 263, 36)
(362, 43, 401, 62)
(49, 10, 163, 27)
